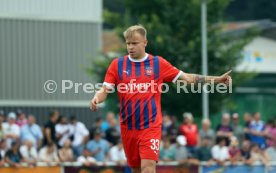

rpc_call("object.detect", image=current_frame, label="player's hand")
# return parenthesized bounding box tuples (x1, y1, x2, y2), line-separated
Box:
(218, 70, 232, 85)
(90, 96, 99, 111)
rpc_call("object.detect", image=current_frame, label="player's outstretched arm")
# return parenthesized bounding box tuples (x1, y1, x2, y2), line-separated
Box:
(90, 86, 110, 111)
(178, 70, 232, 85)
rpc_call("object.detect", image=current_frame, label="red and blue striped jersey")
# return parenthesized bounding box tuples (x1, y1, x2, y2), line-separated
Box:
(103, 54, 181, 130)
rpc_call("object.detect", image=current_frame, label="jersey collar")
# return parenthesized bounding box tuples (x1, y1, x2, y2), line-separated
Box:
(128, 53, 148, 62)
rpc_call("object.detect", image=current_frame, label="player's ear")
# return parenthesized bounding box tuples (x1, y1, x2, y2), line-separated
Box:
(144, 39, 148, 47)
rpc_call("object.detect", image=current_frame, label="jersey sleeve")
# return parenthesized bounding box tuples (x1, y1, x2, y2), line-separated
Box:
(159, 57, 182, 83)
(103, 58, 118, 89)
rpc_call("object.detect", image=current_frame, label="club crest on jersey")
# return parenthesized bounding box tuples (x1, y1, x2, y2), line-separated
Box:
(145, 67, 153, 76)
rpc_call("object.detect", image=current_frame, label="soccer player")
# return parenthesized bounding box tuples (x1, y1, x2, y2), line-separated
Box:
(90, 25, 232, 173)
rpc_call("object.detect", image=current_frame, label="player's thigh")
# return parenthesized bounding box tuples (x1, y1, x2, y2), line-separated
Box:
(139, 127, 161, 161)
(121, 128, 141, 167)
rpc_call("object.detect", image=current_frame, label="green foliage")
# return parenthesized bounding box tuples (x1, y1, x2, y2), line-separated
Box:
(225, 0, 276, 21)
(89, 0, 257, 119)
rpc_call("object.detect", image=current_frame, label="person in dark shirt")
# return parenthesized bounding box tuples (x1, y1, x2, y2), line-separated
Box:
(89, 117, 105, 140)
(195, 136, 213, 165)
(243, 112, 252, 140)
(216, 113, 233, 146)
(240, 140, 251, 164)
(5, 141, 24, 167)
(43, 110, 59, 146)
(162, 114, 179, 144)
(105, 119, 120, 146)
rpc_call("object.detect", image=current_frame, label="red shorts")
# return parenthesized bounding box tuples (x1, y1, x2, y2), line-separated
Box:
(121, 126, 161, 167)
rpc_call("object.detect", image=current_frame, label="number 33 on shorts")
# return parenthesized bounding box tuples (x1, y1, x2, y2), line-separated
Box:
(150, 139, 160, 154)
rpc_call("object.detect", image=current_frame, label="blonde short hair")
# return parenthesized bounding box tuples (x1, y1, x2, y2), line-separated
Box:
(123, 25, 147, 39)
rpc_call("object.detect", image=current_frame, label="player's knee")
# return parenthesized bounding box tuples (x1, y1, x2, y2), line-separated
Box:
(131, 167, 141, 173)
(141, 160, 156, 173)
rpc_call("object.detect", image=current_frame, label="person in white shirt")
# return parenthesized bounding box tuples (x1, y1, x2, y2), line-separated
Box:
(38, 142, 60, 163)
(211, 137, 229, 165)
(109, 140, 126, 166)
(55, 116, 73, 148)
(19, 140, 38, 167)
(2, 112, 20, 149)
(70, 116, 89, 157)
(77, 148, 97, 166)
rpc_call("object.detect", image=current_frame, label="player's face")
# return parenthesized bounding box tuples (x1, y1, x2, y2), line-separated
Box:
(125, 32, 147, 59)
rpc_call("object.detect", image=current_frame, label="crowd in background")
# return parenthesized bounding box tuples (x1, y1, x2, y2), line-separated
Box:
(161, 112, 276, 166)
(0, 109, 276, 168)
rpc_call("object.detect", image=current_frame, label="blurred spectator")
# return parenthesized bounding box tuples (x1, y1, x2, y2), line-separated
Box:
(38, 142, 60, 163)
(19, 140, 38, 167)
(5, 141, 24, 167)
(231, 113, 244, 144)
(228, 136, 241, 165)
(211, 137, 229, 165)
(86, 128, 109, 162)
(105, 118, 120, 146)
(248, 112, 266, 149)
(159, 136, 176, 161)
(70, 116, 89, 158)
(55, 116, 73, 148)
(162, 114, 178, 144)
(162, 113, 173, 136)
(174, 135, 189, 164)
(109, 139, 127, 165)
(20, 115, 43, 148)
(0, 110, 5, 140)
(77, 148, 96, 166)
(243, 112, 252, 127)
(58, 140, 74, 162)
(240, 140, 251, 164)
(168, 116, 179, 143)
(216, 113, 233, 146)
(179, 112, 198, 154)
(43, 110, 59, 146)
(2, 112, 20, 149)
(0, 110, 4, 123)
(15, 109, 27, 128)
(243, 112, 252, 140)
(101, 112, 116, 132)
(199, 118, 215, 146)
(0, 123, 3, 142)
(195, 137, 213, 163)
(249, 143, 269, 166)
(0, 139, 7, 166)
(265, 119, 276, 147)
(265, 138, 276, 162)
(90, 117, 105, 139)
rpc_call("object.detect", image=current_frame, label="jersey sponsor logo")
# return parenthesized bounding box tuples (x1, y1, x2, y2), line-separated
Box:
(117, 79, 157, 93)
(127, 82, 151, 92)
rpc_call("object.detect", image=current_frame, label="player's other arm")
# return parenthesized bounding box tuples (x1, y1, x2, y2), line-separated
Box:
(90, 58, 118, 111)
(90, 86, 110, 111)
(177, 70, 232, 85)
